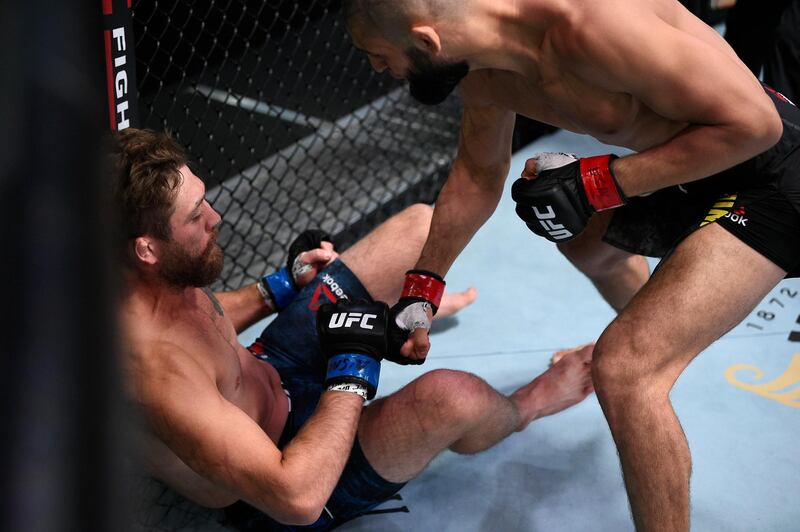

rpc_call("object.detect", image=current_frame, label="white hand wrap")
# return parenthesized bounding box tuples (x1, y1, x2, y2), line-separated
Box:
(291, 254, 314, 280)
(394, 301, 432, 332)
(533, 152, 578, 173)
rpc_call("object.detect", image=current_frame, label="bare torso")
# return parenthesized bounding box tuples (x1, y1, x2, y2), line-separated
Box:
(460, 0, 752, 151)
(121, 287, 289, 507)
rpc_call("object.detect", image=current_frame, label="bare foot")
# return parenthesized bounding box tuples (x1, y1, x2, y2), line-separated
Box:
(511, 344, 594, 430)
(435, 287, 478, 319)
(550, 342, 595, 367)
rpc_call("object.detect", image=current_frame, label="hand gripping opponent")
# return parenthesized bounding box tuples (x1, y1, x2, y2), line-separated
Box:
(387, 269, 446, 365)
(317, 299, 389, 400)
(259, 229, 334, 310)
(511, 153, 626, 243)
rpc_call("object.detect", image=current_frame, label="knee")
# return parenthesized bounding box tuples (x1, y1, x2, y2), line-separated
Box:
(557, 237, 624, 278)
(398, 203, 433, 245)
(411, 369, 493, 429)
(406, 202, 433, 215)
(401, 203, 433, 225)
(591, 318, 659, 403)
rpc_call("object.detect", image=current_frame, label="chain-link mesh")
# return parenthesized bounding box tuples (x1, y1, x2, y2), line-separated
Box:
(133, 0, 461, 292)
(129, 473, 231, 532)
(128, 1, 459, 529)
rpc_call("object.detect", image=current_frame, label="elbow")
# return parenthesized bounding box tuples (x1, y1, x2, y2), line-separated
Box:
(744, 99, 783, 152)
(281, 499, 325, 526)
(761, 109, 784, 149)
(255, 486, 327, 526)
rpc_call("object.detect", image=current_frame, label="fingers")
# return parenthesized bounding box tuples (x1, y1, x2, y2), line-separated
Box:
(292, 247, 334, 287)
(300, 247, 334, 265)
(411, 327, 430, 359)
(399, 337, 415, 359)
(399, 328, 430, 361)
(319, 241, 337, 263)
(521, 157, 539, 179)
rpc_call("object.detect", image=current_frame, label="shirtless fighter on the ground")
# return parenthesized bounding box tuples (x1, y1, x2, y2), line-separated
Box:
(114, 128, 594, 530)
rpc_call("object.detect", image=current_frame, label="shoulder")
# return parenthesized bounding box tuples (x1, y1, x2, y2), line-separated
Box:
(122, 338, 214, 405)
(545, 3, 672, 93)
(546, 2, 658, 61)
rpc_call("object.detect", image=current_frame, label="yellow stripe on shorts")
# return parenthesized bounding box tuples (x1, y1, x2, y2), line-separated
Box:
(700, 194, 737, 227)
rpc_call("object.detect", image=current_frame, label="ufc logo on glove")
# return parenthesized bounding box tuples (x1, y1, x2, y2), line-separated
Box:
(512, 152, 627, 243)
(531, 205, 574, 240)
(327, 312, 377, 330)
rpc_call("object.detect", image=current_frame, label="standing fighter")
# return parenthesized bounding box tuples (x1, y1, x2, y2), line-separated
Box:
(343, 0, 800, 530)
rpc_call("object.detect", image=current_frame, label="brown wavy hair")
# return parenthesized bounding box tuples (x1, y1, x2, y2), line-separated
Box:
(109, 128, 187, 266)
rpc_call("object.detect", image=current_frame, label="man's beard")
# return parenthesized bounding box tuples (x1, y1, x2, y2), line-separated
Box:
(159, 230, 224, 288)
(405, 47, 469, 106)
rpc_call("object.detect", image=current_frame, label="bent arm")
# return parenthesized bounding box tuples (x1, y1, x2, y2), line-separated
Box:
(217, 245, 337, 333)
(143, 347, 363, 525)
(416, 103, 516, 275)
(214, 284, 272, 333)
(572, 8, 782, 197)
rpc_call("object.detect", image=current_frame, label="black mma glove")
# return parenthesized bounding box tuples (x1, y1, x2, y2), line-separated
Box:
(512, 153, 626, 243)
(317, 299, 389, 400)
(258, 229, 333, 310)
(287, 229, 332, 278)
(386, 269, 446, 365)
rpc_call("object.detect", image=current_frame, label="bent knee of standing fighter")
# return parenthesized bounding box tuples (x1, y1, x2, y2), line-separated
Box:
(555, 212, 629, 276)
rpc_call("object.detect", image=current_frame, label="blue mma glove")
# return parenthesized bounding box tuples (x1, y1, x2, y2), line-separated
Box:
(317, 299, 389, 400)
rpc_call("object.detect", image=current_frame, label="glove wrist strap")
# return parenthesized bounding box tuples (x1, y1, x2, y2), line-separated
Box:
(261, 267, 298, 310)
(580, 155, 626, 211)
(401, 270, 445, 313)
(325, 353, 380, 400)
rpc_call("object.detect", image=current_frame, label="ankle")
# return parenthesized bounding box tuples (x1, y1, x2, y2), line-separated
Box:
(510, 381, 543, 431)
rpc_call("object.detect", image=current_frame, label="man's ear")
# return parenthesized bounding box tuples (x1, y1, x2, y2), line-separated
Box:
(409, 25, 442, 55)
(134, 236, 158, 266)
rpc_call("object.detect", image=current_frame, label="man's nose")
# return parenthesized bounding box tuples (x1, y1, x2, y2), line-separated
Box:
(208, 208, 222, 229)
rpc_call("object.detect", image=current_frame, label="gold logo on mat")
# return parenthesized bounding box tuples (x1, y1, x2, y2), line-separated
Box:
(725, 354, 800, 408)
(700, 194, 736, 227)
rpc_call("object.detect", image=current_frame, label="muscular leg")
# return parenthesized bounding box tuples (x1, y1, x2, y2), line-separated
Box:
(340, 203, 477, 315)
(557, 211, 650, 312)
(357, 345, 594, 483)
(592, 224, 785, 532)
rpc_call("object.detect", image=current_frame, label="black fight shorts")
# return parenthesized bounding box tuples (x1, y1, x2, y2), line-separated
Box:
(604, 86, 800, 277)
(226, 259, 405, 532)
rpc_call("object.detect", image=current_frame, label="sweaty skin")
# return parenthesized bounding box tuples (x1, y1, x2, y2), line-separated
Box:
(352, 2, 789, 529)
(121, 286, 290, 507)
(118, 166, 365, 522)
(355, 0, 781, 269)
(351, 0, 782, 360)
(118, 168, 481, 519)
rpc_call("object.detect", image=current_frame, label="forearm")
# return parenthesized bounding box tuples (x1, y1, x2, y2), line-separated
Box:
(614, 118, 781, 197)
(215, 284, 273, 333)
(270, 391, 364, 521)
(416, 162, 506, 275)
